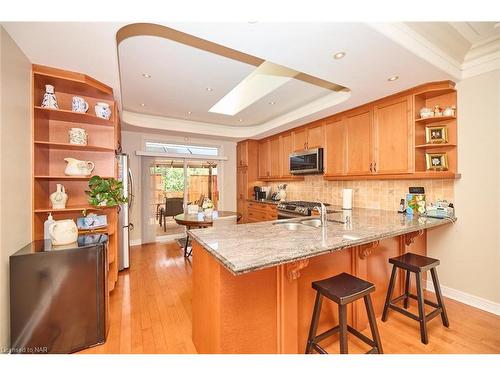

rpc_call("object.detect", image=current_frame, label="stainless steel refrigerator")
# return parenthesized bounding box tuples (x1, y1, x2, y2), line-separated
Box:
(117, 153, 133, 270)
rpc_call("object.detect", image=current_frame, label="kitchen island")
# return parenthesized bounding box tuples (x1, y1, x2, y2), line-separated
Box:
(188, 208, 454, 354)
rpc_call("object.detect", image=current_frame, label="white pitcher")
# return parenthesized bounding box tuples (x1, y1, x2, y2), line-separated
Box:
(49, 219, 78, 246)
(94, 102, 111, 120)
(64, 157, 95, 176)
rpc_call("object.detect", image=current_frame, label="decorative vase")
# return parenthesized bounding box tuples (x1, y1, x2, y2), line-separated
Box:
(41, 84, 59, 109)
(50, 184, 68, 209)
(278, 188, 287, 201)
(48, 219, 78, 246)
(68, 127, 88, 145)
(94, 102, 112, 120)
(204, 208, 214, 217)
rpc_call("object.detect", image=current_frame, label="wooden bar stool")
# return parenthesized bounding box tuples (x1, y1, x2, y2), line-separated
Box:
(305, 272, 383, 354)
(381, 252, 449, 344)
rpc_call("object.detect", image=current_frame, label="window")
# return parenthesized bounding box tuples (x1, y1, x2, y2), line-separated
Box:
(145, 141, 218, 156)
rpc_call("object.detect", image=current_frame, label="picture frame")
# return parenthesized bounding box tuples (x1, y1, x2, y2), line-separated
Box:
(425, 153, 449, 171)
(425, 126, 448, 144)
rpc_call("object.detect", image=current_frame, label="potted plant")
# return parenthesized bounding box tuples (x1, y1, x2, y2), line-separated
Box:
(85, 176, 128, 207)
(202, 198, 214, 217)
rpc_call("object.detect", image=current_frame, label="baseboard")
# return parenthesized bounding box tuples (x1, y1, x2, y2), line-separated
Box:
(129, 239, 142, 246)
(426, 280, 500, 316)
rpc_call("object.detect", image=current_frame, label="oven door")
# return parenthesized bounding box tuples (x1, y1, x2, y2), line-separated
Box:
(289, 148, 323, 174)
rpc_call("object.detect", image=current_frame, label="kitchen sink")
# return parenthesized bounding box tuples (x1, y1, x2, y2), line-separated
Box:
(300, 218, 322, 228)
(273, 222, 305, 230)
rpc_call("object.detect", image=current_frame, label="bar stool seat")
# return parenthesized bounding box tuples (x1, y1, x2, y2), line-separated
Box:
(306, 272, 383, 355)
(382, 252, 449, 345)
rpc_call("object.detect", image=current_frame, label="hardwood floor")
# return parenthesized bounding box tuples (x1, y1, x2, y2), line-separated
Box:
(79, 242, 500, 354)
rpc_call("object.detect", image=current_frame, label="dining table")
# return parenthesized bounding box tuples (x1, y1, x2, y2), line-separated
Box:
(174, 210, 241, 257)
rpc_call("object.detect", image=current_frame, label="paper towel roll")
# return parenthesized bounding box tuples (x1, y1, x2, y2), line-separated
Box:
(342, 189, 353, 210)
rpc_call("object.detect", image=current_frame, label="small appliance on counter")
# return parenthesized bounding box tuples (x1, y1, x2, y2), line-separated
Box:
(425, 200, 455, 219)
(277, 201, 332, 219)
(253, 186, 271, 200)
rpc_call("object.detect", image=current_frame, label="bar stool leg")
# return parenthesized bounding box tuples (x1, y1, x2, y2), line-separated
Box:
(364, 295, 383, 354)
(430, 268, 450, 327)
(415, 271, 428, 344)
(338, 304, 348, 354)
(403, 270, 411, 309)
(305, 292, 323, 354)
(382, 265, 397, 322)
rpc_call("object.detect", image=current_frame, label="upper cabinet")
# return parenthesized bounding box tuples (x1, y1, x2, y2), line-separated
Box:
(249, 81, 459, 181)
(325, 117, 346, 176)
(292, 121, 325, 152)
(373, 95, 413, 175)
(345, 109, 373, 175)
(237, 140, 248, 167)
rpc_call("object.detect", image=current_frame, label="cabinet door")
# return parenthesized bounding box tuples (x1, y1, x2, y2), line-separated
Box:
(292, 128, 307, 152)
(307, 122, 325, 149)
(346, 109, 373, 175)
(280, 133, 293, 177)
(237, 141, 248, 167)
(269, 137, 281, 178)
(258, 140, 270, 178)
(373, 96, 412, 174)
(325, 118, 346, 175)
(237, 167, 248, 200)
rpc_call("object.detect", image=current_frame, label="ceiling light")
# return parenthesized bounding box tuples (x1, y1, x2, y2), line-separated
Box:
(387, 75, 399, 82)
(187, 111, 192, 115)
(142, 73, 151, 78)
(238, 119, 243, 122)
(333, 51, 346, 60)
(269, 101, 276, 105)
(206, 87, 213, 92)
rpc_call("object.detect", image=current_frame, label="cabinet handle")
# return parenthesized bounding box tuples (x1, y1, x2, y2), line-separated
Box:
(374, 162, 377, 172)
(370, 162, 373, 172)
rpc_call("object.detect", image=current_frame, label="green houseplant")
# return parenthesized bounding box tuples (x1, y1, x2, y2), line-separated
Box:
(86, 176, 128, 207)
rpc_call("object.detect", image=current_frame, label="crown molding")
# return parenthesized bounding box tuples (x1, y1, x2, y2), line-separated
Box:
(122, 90, 351, 139)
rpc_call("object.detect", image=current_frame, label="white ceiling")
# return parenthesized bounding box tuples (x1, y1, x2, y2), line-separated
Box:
(118, 35, 334, 126)
(2, 21, 499, 139)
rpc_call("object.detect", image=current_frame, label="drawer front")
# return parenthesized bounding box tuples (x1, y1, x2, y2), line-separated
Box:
(247, 208, 270, 222)
(247, 201, 270, 212)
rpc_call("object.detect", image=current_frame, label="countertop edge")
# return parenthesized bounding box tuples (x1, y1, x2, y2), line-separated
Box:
(188, 217, 455, 276)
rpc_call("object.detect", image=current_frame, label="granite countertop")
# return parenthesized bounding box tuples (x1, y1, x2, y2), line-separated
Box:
(188, 207, 456, 276)
(247, 199, 280, 205)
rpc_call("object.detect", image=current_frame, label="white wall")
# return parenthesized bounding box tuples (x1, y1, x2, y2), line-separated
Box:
(428, 69, 500, 306)
(0, 26, 32, 350)
(121, 130, 237, 243)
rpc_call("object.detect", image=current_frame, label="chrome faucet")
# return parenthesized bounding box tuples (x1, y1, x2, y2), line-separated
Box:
(313, 202, 327, 227)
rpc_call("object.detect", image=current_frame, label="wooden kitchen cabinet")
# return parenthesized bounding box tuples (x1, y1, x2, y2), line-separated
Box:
(269, 136, 281, 178)
(280, 132, 293, 177)
(292, 121, 325, 151)
(237, 141, 249, 167)
(246, 201, 278, 223)
(258, 139, 270, 179)
(346, 109, 373, 175)
(325, 117, 346, 176)
(373, 95, 413, 174)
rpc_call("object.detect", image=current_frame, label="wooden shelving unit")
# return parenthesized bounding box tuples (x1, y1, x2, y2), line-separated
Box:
(32, 64, 120, 292)
(413, 84, 458, 176)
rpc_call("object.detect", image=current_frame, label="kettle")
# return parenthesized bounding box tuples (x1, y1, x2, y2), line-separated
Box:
(64, 157, 95, 176)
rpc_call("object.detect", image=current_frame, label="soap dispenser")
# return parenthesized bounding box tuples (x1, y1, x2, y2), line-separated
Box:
(44, 213, 55, 240)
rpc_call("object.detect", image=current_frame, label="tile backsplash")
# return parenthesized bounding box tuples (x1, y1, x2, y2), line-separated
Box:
(267, 176, 455, 211)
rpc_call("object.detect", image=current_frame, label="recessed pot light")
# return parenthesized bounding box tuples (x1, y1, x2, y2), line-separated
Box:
(269, 101, 276, 105)
(140, 103, 146, 107)
(333, 51, 346, 60)
(187, 111, 192, 115)
(238, 119, 243, 122)
(388, 75, 399, 82)
(142, 73, 151, 78)
(206, 87, 213, 92)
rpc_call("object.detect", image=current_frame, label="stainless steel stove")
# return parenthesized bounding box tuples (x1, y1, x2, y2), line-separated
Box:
(277, 201, 331, 219)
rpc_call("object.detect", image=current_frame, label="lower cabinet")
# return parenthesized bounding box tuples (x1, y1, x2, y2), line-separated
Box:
(246, 201, 278, 223)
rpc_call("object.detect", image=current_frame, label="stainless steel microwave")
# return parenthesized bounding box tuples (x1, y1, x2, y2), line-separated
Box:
(289, 148, 324, 175)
